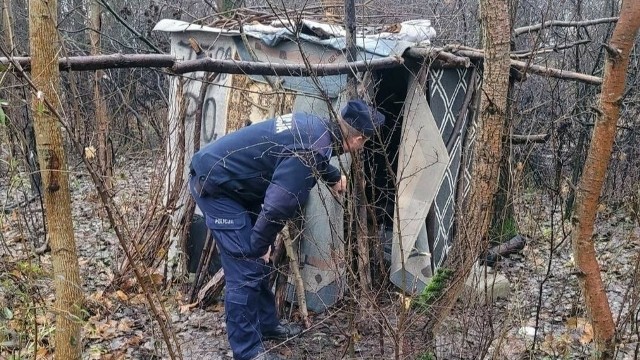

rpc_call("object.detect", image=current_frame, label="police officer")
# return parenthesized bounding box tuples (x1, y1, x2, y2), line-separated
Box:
(188, 100, 385, 360)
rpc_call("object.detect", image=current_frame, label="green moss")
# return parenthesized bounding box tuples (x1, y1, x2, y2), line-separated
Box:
(413, 267, 453, 310)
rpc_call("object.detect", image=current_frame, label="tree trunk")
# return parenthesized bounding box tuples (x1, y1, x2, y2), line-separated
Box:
(570, 0, 640, 357)
(490, 39, 518, 245)
(2, 0, 42, 197)
(88, 0, 113, 192)
(422, 0, 511, 335)
(29, 0, 83, 358)
(0, 0, 15, 157)
(490, 153, 517, 243)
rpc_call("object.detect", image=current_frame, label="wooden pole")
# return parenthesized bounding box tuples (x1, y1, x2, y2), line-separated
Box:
(0, 53, 403, 75)
(0, 49, 603, 84)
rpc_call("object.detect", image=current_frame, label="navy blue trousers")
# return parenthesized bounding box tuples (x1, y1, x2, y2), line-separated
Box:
(189, 176, 280, 360)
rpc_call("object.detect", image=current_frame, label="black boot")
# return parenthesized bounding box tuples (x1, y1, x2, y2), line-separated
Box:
(262, 323, 303, 341)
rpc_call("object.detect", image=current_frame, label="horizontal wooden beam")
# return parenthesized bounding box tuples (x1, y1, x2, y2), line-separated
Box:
(1, 54, 176, 71)
(171, 56, 404, 75)
(0, 53, 404, 76)
(1, 47, 602, 85)
(406, 46, 602, 85)
(404, 47, 471, 68)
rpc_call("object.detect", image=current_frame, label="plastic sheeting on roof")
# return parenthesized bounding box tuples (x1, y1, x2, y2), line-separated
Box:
(153, 18, 435, 57)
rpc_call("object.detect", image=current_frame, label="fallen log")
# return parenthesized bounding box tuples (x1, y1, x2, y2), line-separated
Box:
(482, 235, 527, 267)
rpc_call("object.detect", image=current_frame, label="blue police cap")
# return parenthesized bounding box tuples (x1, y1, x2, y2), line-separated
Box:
(340, 100, 385, 137)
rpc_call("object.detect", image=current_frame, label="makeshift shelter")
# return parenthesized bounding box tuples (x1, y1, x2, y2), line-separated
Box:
(154, 17, 478, 312)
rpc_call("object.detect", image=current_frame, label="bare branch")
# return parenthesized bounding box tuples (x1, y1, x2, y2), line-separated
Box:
(408, 46, 603, 85)
(344, 0, 358, 99)
(405, 47, 471, 68)
(510, 58, 602, 85)
(512, 39, 592, 58)
(514, 17, 619, 36)
(507, 133, 550, 144)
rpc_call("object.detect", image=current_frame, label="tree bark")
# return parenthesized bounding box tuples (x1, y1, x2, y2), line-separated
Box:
(29, 0, 83, 358)
(490, 29, 518, 246)
(88, 0, 112, 192)
(422, 0, 511, 336)
(284, 226, 311, 329)
(570, 0, 640, 357)
(343, 0, 357, 100)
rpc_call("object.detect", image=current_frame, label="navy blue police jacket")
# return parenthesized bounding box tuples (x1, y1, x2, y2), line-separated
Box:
(190, 113, 342, 257)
